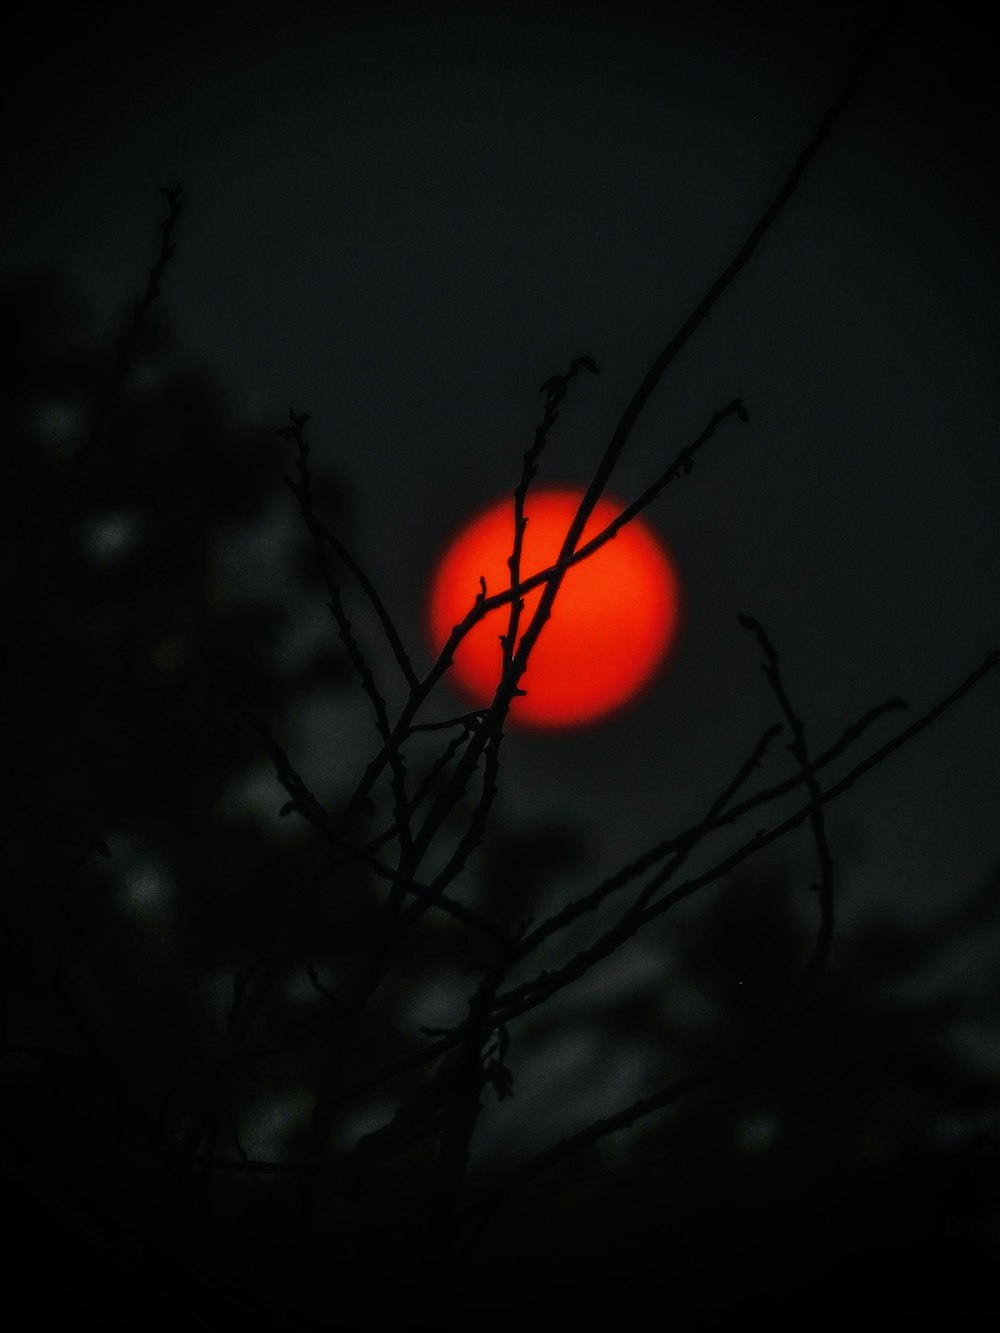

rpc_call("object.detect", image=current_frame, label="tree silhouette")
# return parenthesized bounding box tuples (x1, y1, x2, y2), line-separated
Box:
(2, 10, 998, 1330)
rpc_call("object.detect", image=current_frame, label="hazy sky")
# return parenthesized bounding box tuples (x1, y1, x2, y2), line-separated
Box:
(6, 0, 998, 967)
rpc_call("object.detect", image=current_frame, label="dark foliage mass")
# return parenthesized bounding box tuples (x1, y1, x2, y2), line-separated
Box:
(2, 15, 998, 1330)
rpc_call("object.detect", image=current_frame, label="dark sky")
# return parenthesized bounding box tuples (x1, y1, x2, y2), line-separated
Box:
(5, 0, 999, 1156)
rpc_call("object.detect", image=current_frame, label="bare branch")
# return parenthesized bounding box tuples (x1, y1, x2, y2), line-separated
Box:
(428, 961, 511, 1224)
(517, 720, 783, 958)
(461, 1057, 735, 1225)
(493, 651, 999, 1026)
(556, 1, 896, 541)
(510, 691, 907, 966)
(282, 409, 414, 855)
(246, 708, 511, 946)
(738, 614, 834, 981)
(284, 691, 913, 1101)
(274, 685, 923, 1096)
(502, 355, 600, 678)
(2, 184, 184, 620)
(409, 710, 490, 733)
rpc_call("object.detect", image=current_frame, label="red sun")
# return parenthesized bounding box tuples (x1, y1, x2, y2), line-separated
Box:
(427, 487, 681, 728)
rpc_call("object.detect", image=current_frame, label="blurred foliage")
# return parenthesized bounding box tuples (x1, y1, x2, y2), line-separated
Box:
(0, 269, 357, 1283)
(470, 853, 1000, 1325)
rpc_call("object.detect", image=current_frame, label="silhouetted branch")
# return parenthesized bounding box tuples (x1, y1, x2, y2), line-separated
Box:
(1, 184, 184, 620)
(504, 693, 904, 970)
(306, 509, 418, 691)
(493, 651, 998, 1026)
(282, 408, 414, 855)
(246, 708, 510, 945)
(409, 710, 490, 733)
(428, 960, 511, 1224)
(515, 720, 783, 958)
(555, 0, 896, 544)
(738, 613, 835, 988)
(460, 1056, 737, 1226)
(270, 687, 924, 1099)
(502, 354, 600, 678)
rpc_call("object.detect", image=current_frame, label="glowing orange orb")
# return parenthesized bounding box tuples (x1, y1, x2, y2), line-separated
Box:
(427, 487, 681, 728)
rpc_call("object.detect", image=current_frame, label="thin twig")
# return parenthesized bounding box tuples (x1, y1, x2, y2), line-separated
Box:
(246, 708, 510, 945)
(502, 355, 599, 678)
(1, 185, 184, 620)
(427, 959, 511, 1226)
(311, 516, 418, 690)
(505, 695, 905, 973)
(281, 409, 414, 857)
(738, 614, 834, 986)
(518, 720, 783, 959)
(409, 711, 490, 733)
